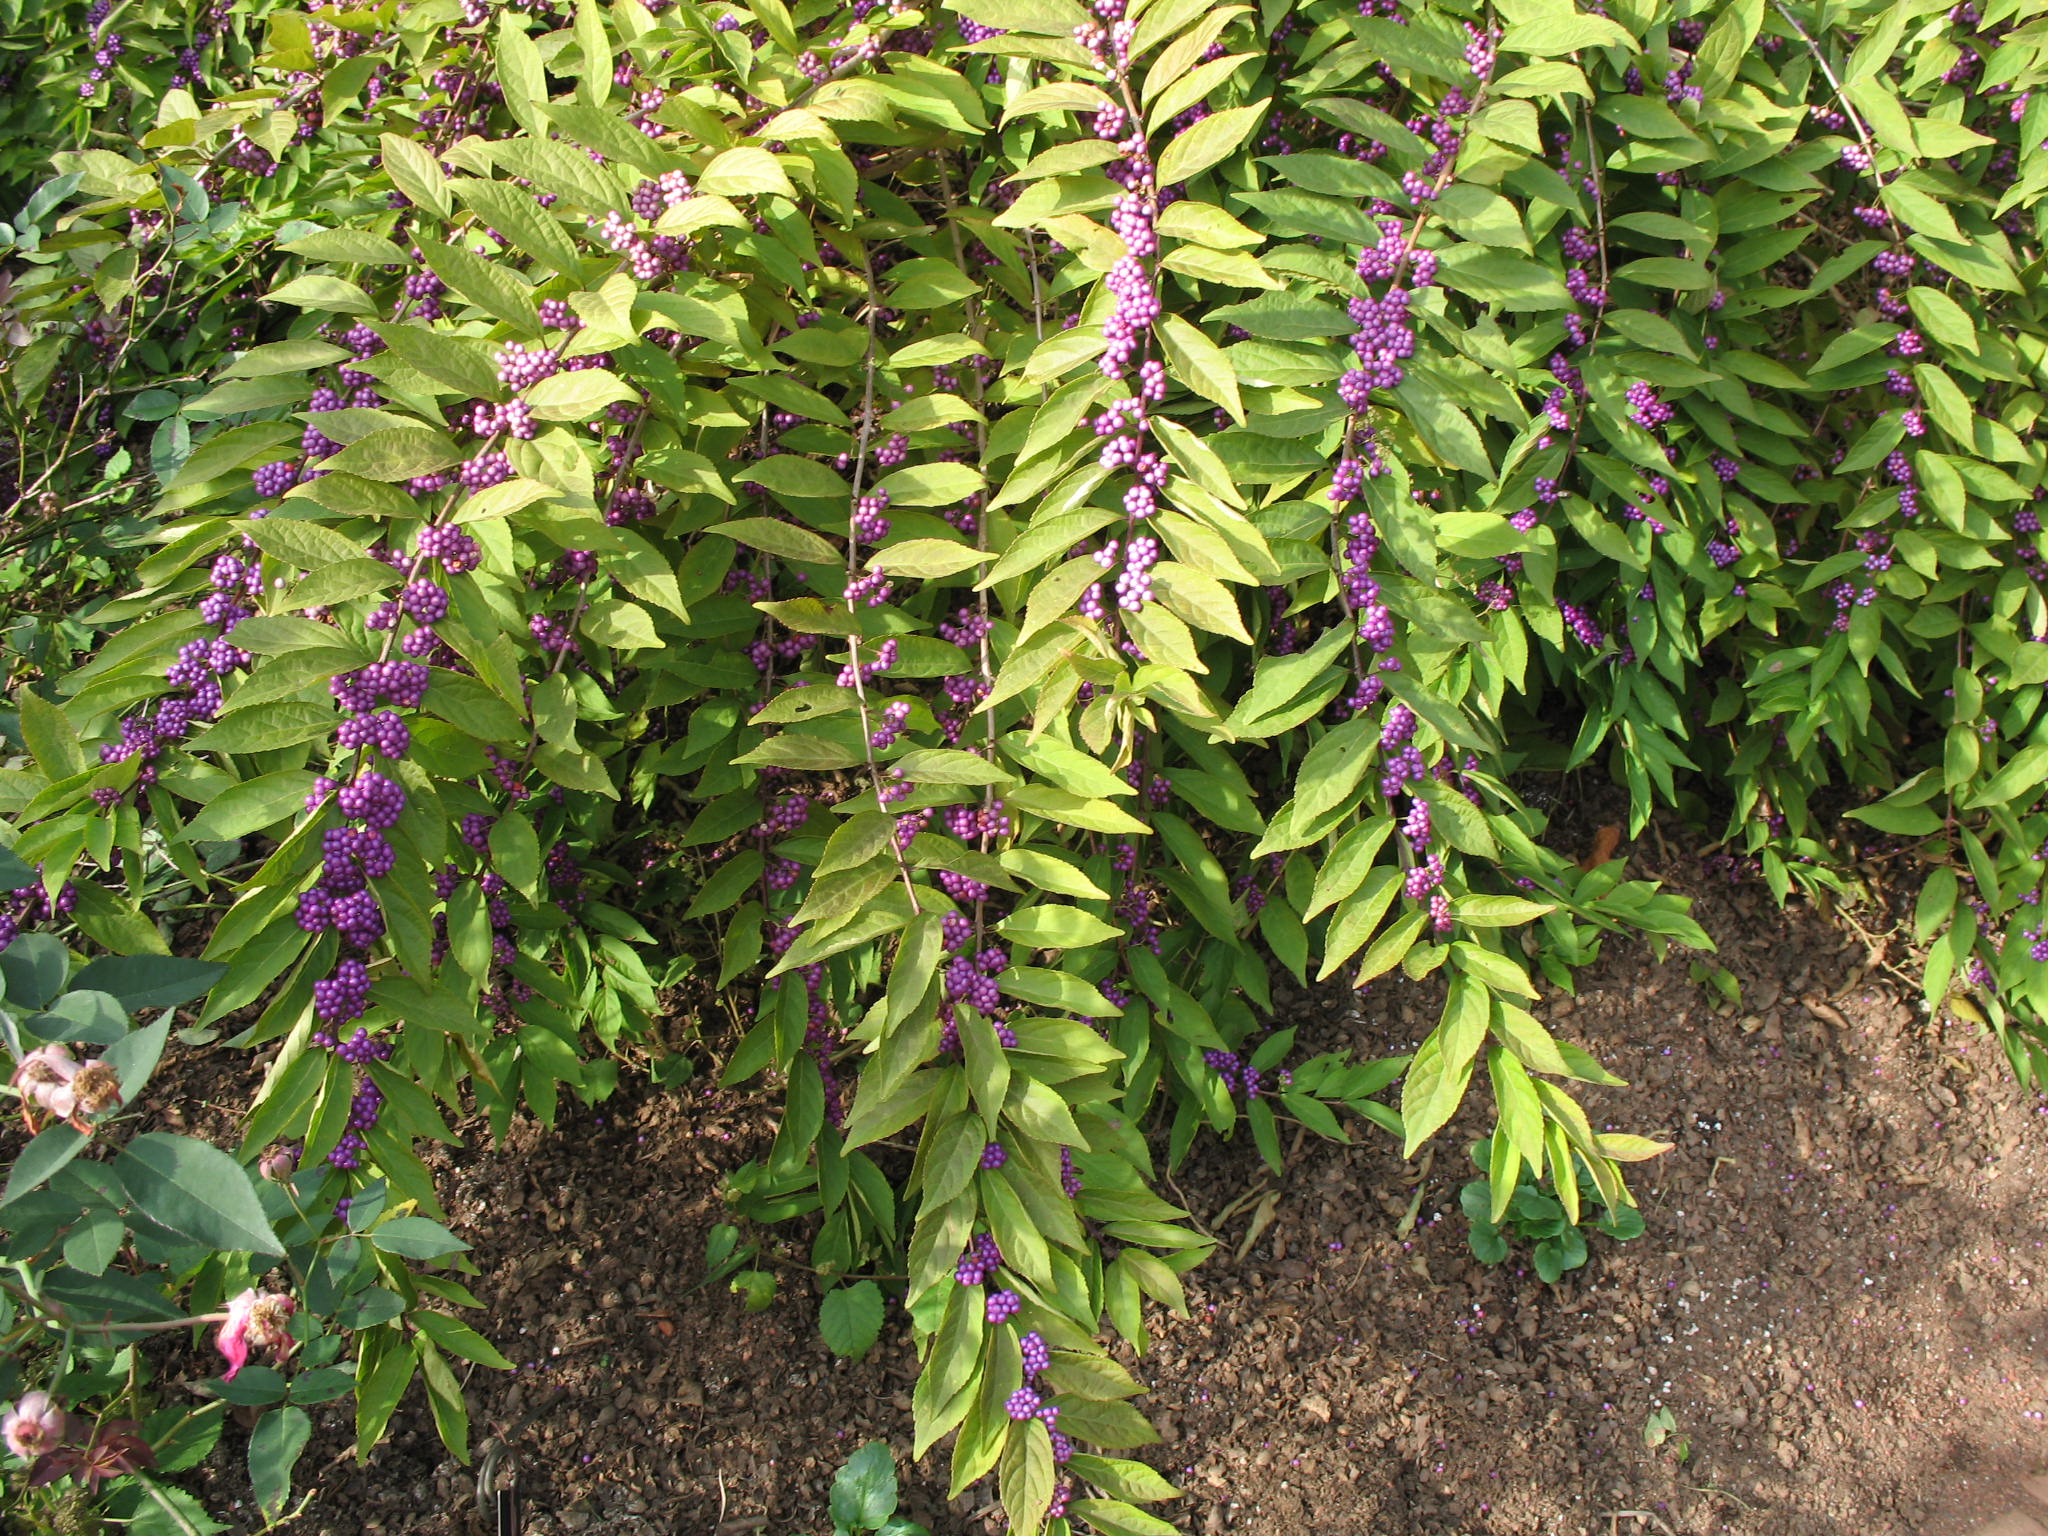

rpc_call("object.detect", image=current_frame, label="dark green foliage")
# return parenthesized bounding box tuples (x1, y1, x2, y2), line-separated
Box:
(1, 0, 2045, 1531)
(1460, 1137, 1645, 1283)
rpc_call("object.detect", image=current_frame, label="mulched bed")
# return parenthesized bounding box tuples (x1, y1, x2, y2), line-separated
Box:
(93, 814, 2048, 1534)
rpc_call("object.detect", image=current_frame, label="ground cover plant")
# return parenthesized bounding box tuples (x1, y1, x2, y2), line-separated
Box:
(1458, 1133, 1644, 1282)
(1, 0, 2046, 1530)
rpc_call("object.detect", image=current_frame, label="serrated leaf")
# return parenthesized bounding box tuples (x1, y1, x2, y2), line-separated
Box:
(380, 133, 453, 219)
(183, 771, 320, 843)
(1157, 313, 1244, 423)
(735, 732, 865, 770)
(1500, 12, 1633, 54)
(263, 274, 377, 315)
(699, 147, 796, 198)
(322, 426, 466, 482)
(185, 703, 334, 755)
(526, 369, 640, 420)
(1155, 100, 1267, 186)
(707, 517, 840, 565)
(871, 539, 991, 578)
(998, 904, 1123, 950)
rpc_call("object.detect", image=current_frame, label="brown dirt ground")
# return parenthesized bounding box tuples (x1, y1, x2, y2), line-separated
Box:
(87, 815, 2048, 1535)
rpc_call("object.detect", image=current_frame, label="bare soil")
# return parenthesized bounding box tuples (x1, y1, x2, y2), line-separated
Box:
(142, 818, 2048, 1535)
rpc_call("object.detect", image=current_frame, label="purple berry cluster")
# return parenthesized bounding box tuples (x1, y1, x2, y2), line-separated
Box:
(94, 522, 264, 806)
(1626, 381, 1673, 431)
(0, 868, 79, 956)
(1203, 1048, 1291, 1101)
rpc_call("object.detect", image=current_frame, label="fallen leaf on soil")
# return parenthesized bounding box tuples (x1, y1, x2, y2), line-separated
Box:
(1579, 824, 1623, 870)
(1236, 1190, 1279, 1263)
(1802, 994, 1849, 1030)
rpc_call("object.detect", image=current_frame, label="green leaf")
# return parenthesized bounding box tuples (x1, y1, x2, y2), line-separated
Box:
(128, 1483, 228, 1536)
(871, 539, 991, 578)
(734, 733, 865, 770)
(1000, 1418, 1057, 1536)
(1306, 818, 1394, 919)
(1065, 1500, 1179, 1536)
(888, 258, 982, 308)
(819, 1279, 885, 1358)
(368, 1215, 471, 1259)
(380, 132, 453, 219)
(1293, 718, 1377, 825)
(1, 934, 70, 1010)
(1003, 785, 1149, 835)
(26, 989, 127, 1048)
(262, 274, 377, 315)
(1153, 563, 1252, 643)
(410, 1310, 514, 1369)
(1065, 1454, 1179, 1504)
(1155, 98, 1267, 185)
(1355, 908, 1427, 988)
(290, 559, 405, 609)
(417, 237, 539, 334)
(1318, 866, 1401, 981)
(1, 1125, 89, 1207)
(1694, 0, 1760, 96)
(355, 1331, 417, 1459)
(72, 955, 225, 1012)
(526, 369, 641, 420)
(1500, 12, 1633, 53)
(18, 689, 85, 779)
(582, 599, 661, 650)
(708, 517, 840, 565)
(999, 848, 1109, 900)
(877, 462, 984, 507)
(183, 771, 319, 843)
(426, 671, 526, 744)
(1157, 313, 1244, 423)
(1453, 893, 1556, 928)
(283, 229, 412, 267)
(1905, 285, 1977, 353)
(737, 454, 850, 502)
(114, 1133, 284, 1256)
(63, 1211, 125, 1277)
(249, 1405, 313, 1518)
(416, 1338, 471, 1463)
(368, 324, 504, 399)
(1002, 732, 1132, 800)
(488, 815, 542, 900)
(894, 749, 1013, 786)
(322, 426, 466, 482)
(1881, 175, 1964, 244)
(1613, 257, 1713, 292)
(699, 147, 796, 198)
(168, 421, 301, 489)
(831, 1441, 901, 1530)
(1157, 200, 1263, 248)
(182, 701, 333, 756)
(1963, 745, 2048, 810)
(1844, 801, 1943, 835)
(221, 339, 354, 380)
(453, 180, 585, 277)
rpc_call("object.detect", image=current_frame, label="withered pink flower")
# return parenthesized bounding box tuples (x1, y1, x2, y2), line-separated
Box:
(69, 1060, 122, 1119)
(2, 1392, 67, 1460)
(216, 1290, 298, 1380)
(11, 1045, 79, 1120)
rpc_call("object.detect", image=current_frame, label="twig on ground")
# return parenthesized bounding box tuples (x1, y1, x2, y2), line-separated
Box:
(1686, 1484, 1758, 1512)
(1602, 1510, 1680, 1536)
